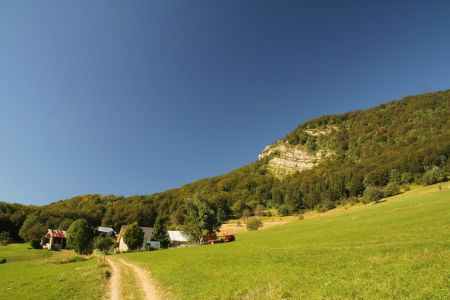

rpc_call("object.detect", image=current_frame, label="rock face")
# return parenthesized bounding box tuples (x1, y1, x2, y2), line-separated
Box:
(258, 141, 327, 177)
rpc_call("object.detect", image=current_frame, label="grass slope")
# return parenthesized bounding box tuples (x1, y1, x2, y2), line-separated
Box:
(123, 183, 450, 299)
(0, 245, 108, 300)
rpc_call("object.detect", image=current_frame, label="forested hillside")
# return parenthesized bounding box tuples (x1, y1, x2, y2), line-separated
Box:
(1, 89, 449, 243)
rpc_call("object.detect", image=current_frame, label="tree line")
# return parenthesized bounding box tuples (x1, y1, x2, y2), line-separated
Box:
(1, 89, 449, 244)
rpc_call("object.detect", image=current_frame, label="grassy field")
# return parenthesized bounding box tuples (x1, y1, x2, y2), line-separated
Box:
(122, 182, 450, 299)
(0, 244, 109, 300)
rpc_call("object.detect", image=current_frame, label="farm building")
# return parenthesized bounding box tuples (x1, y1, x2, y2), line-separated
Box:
(94, 226, 115, 237)
(168, 230, 189, 247)
(116, 225, 156, 252)
(42, 229, 67, 250)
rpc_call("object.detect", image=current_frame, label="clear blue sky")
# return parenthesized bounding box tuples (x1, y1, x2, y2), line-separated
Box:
(1, 1, 450, 205)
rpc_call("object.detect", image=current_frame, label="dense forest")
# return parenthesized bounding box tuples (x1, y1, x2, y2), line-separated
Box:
(1, 89, 449, 243)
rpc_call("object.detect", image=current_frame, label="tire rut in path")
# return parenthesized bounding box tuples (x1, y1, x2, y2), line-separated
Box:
(107, 257, 162, 300)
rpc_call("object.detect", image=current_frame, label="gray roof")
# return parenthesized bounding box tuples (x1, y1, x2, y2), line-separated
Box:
(96, 226, 114, 233)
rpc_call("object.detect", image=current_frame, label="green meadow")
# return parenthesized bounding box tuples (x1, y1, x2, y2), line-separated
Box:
(123, 183, 450, 299)
(0, 244, 108, 300)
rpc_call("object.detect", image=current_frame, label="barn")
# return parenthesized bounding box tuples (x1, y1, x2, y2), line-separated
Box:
(94, 226, 115, 237)
(116, 225, 154, 252)
(42, 229, 67, 250)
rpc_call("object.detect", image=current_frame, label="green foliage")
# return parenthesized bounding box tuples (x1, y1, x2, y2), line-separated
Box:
(362, 186, 384, 203)
(152, 215, 169, 247)
(182, 195, 221, 243)
(19, 214, 46, 242)
(52, 256, 87, 264)
(246, 218, 263, 231)
(67, 219, 94, 255)
(121, 184, 450, 299)
(277, 205, 289, 216)
(123, 222, 144, 250)
(94, 237, 114, 254)
(29, 238, 42, 249)
(384, 182, 400, 197)
(0, 231, 11, 245)
(0, 257, 6, 264)
(422, 166, 447, 185)
(1, 90, 450, 241)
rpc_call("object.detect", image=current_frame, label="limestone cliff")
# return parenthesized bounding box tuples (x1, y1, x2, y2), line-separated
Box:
(259, 128, 332, 177)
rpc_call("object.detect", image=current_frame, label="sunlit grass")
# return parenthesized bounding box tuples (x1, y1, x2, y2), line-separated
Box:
(122, 182, 450, 299)
(0, 244, 108, 300)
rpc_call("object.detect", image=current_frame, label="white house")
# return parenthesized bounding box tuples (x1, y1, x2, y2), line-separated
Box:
(116, 225, 154, 252)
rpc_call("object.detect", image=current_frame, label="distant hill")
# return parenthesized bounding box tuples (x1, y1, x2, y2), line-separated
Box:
(1, 89, 449, 242)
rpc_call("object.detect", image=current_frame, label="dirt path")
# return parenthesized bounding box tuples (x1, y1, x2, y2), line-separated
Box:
(106, 257, 121, 300)
(107, 257, 162, 300)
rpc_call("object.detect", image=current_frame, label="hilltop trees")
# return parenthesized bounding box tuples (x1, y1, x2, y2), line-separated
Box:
(0, 90, 450, 240)
(67, 219, 94, 255)
(123, 222, 144, 250)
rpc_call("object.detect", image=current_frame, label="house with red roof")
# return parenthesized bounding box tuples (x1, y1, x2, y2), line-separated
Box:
(42, 229, 67, 250)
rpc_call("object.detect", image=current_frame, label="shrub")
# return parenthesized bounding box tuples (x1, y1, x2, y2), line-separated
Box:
(363, 186, 384, 203)
(422, 166, 447, 185)
(277, 205, 289, 216)
(384, 182, 400, 197)
(246, 218, 263, 231)
(66, 219, 94, 255)
(0, 231, 11, 246)
(0, 257, 6, 264)
(94, 237, 114, 255)
(123, 222, 144, 250)
(317, 200, 336, 213)
(51, 256, 86, 264)
(30, 238, 42, 249)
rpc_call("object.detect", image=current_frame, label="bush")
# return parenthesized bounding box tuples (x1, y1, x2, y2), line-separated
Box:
(66, 219, 94, 255)
(384, 182, 400, 197)
(30, 238, 42, 249)
(0, 257, 6, 264)
(246, 218, 263, 231)
(94, 237, 114, 255)
(0, 231, 11, 245)
(51, 256, 86, 264)
(363, 186, 384, 203)
(317, 200, 336, 213)
(123, 222, 144, 250)
(422, 166, 447, 185)
(277, 205, 289, 217)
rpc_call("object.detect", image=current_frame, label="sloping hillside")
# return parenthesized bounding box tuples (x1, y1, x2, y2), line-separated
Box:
(1, 89, 449, 242)
(121, 183, 450, 299)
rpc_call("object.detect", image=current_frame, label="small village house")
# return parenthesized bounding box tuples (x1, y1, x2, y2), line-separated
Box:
(168, 230, 189, 247)
(94, 226, 115, 237)
(42, 229, 67, 250)
(116, 225, 157, 252)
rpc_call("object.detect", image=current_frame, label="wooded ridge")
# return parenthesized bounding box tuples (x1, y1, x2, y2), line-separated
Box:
(1, 89, 449, 243)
